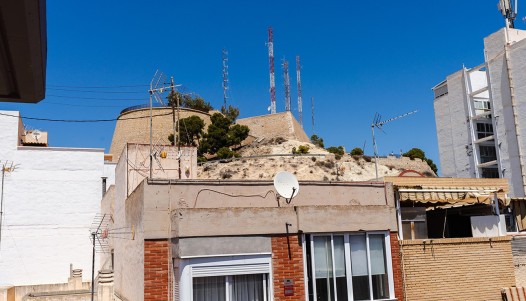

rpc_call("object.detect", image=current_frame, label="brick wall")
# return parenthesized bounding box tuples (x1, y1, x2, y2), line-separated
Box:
(512, 236, 526, 286)
(400, 237, 515, 301)
(272, 235, 306, 301)
(389, 232, 404, 301)
(144, 240, 170, 301)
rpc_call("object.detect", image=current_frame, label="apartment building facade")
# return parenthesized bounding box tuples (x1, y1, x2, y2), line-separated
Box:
(432, 27, 526, 198)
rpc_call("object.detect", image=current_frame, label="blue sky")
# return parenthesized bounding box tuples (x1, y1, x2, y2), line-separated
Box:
(1, 1, 523, 174)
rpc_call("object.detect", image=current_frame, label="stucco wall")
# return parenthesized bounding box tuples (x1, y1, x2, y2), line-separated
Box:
(237, 112, 310, 143)
(401, 237, 515, 301)
(0, 144, 104, 286)
(108, 107, 212, 161)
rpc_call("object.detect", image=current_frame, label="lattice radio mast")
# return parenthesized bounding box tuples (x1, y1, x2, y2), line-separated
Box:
(283, 59, 291, 112)
(267, 27, 276, 114)
(296, 56, 303, 127)
(311, 96, 315, 134)
(222, 49, 229, 108)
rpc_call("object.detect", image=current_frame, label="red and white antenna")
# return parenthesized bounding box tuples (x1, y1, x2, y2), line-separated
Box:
(296, 56, 303, 127)
(267, 27, 276, 114)
(283, 59, 291, 112)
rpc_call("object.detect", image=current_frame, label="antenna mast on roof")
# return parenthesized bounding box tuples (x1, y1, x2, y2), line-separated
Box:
(498, 0, 518, 28)
(267, 27, 276, 114)
(296, 56, 303, 127)
(283, 59, 291, 112)
(311, 96, 315, 134)
(371, 110, 418, 181)
(222, 49, 229, 108)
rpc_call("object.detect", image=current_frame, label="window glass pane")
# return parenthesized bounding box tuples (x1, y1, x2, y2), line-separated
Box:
(349, 235, 367, 276)
(232, 274, 264, 301)
(333, 236, 348, 301)
(193, 276, 226, 301)
(402, 222, 412, 240)
(414, 221, 428, 239)
(350, 235, 370, 301)
(313, 236, 335, 301)
(369, 234, 389, 299)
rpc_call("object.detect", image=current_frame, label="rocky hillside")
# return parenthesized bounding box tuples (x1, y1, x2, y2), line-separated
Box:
(197, 137, 435, 181)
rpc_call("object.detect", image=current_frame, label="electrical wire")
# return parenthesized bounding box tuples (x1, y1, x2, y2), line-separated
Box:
(193, 189, 276, 208)
(46, 94, 146, 101)
(44, 101, 126, 108)
(48, 88, 145, 94)
(0, 111, 173, 123)
(47, 84, 150, 89)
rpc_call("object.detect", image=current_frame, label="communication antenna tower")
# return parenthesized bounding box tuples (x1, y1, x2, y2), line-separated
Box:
(296, 56, 303, 127)
(0, 161, 17, 249)
(267, 27, 276, 114)
(371, 110, 418, 181)
(283, 59, 291, 112)
(311, 96, 315, 133)
(498, 0, 518, 28)
(222, 49, 229, 108)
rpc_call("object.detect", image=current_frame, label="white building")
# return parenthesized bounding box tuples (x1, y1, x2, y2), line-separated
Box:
(432, 27, 526, 198)
(0, 111, 114, 287)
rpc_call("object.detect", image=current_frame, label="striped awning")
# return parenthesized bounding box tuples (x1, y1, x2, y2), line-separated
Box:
(397, 186, 507, 206)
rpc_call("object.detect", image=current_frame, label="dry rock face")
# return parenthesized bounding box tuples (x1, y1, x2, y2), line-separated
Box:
(198, 138, 435, 181)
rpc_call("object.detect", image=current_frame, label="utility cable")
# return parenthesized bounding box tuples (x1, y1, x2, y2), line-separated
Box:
(46, 94, 145, 101)
(47, 88, 145, 94)
(0, 112, 173, 123)
(47, 84, 150, 89)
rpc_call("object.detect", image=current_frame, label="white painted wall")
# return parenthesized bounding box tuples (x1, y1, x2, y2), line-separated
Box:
(0, 111, 107, 286)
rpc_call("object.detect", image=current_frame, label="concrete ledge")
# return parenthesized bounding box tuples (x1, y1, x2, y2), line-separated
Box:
(400, 236, 511, 246)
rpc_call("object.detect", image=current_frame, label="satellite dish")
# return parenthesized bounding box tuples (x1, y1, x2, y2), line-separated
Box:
(273, 171, 299, 200)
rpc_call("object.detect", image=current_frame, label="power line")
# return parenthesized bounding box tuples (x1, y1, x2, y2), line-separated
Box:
(47, 84, 150, 89)
(46, 94, 145, 101)
(0, 112, 173, 123)
(47, 88, 145, 94)
(44, 101, 126, 108)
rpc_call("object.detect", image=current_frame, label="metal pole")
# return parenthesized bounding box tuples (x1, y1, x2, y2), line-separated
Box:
(91, 232, 96, 301)
(0, 167, 5, 247)
(372, 125, 379, 181)
(149, 93, 153, 180)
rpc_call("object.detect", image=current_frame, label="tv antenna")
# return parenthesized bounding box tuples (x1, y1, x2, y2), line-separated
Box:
(148, 70, 182, 179)
(371, 110, 417, 181)
(273, 171, 299, 204)
(0, 161, 17, 249)
(498, 0, 518, 28)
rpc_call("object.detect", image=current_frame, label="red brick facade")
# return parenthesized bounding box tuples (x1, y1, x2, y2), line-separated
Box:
(144, 239, 170, 301)
(272, 235, 306, 301)
(390, 232, 404, 301)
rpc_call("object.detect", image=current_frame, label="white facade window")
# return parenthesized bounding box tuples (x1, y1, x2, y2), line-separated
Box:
(178, 254, 272, 301)
(304, 232, 395, 301)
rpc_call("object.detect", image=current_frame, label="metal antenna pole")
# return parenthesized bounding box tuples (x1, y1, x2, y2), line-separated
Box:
(0, 161, 15, 249)
(311, 96, 315, 134)
(267, 27, 276, 114)
(283, 59, 291, 112)
(296, 56, 303, 127)
(372, 124, 379, 181)
(170, 77, 177, 148)
(91, 231, 96, 301)
(0, 166, 5, 247)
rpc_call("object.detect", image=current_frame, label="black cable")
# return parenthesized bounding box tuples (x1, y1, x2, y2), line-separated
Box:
(0, 112, 173, 123)
(46, 94, 145, 101)
(47, 88, 145, 94)
(44, 101, 125, 108)
(47, 84, 149, 89)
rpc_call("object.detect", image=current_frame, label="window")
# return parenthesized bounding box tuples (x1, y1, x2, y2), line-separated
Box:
(179, 255, 272, 301)
(476, 123, 493, 139)
(481, 167, 499, 178)
(401, 207, 428, 240)
(479, 145, 497, 163)
(305, 233, 394, 301)
(474, 101, 491, 118)
(193, 274, 269, 301)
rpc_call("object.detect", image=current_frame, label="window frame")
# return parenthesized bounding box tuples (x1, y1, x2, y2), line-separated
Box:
(178, 254, 273, 301)
(304, 232, 395, 301)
